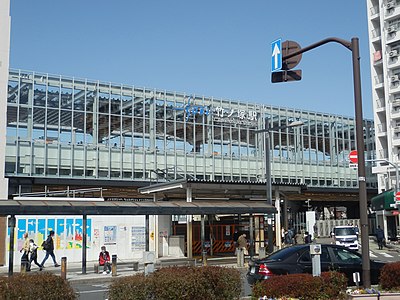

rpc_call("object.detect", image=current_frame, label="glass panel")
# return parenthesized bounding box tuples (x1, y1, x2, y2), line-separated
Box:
(19, 81, 32, 105)
(73, 87, 85, 111)
(47, 85, 60, 108)
(111, 93, 121, 115)
(99, 91, 109, 114)
(8, 80, 18, 103)
(60, 110, 72, 144)
(33, 107, 45, 141)
(86, 87, 95, 112)
(34, 84, 46, 107)
(61, 86, 73, 109)
(122, 93, 132, 116)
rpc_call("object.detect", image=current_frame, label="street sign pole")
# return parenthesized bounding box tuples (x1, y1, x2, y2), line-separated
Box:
(270, 36, 371, 287)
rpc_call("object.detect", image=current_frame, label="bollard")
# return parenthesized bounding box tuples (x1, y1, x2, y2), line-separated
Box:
(112, 254, 117, 277)
(236, 248, 244, 267)
(202, 250, 207, 266)
(20, 262, 26, 273)
(20, 255, 28, 273)
(133, 261, 139, 271)
(61, 257, 67, 280)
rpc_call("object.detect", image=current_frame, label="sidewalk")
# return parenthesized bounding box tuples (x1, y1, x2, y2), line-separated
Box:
(0, 256, 240, 284)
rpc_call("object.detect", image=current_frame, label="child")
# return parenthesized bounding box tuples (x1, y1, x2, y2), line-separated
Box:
(29, 239, 43, 271)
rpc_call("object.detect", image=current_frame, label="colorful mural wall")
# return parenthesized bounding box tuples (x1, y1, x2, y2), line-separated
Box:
(9, 217, 92, 251)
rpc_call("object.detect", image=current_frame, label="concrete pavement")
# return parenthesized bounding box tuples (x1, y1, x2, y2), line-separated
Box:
(0, 255, 241, 284)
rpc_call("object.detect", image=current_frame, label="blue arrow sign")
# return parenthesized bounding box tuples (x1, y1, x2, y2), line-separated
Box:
(271, 39, 282, 72)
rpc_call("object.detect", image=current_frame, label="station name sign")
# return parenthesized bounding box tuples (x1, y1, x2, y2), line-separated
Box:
(174, 96, 258, 126)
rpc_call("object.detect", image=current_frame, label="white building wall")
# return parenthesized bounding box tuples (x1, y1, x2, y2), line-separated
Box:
(367, 0, 400, 192)
(0, 0, 10, 199)
(7, 215, 155, 265)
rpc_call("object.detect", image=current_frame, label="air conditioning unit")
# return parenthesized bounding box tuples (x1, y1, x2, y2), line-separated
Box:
(390, 49, 399, 57)
(392, 75, 400, 82)
(388, 26, 397, 33)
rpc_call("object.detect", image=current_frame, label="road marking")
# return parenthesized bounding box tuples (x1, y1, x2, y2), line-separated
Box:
(381, 252, 393, 258)
(369, 252, 377, 258)
(77, 289, 108, 294)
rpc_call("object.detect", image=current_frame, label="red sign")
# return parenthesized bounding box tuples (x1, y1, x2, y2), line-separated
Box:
(396, 191, 400, 201)
(349, 150, 358, 164)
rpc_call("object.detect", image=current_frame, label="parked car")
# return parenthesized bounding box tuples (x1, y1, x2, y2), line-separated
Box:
(332, 225, 359, 251)
(247, 244, 385, 286)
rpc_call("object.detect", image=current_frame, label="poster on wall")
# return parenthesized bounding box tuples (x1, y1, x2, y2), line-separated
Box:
(104, 225, 117, 245)
(131, 226, 146, 251)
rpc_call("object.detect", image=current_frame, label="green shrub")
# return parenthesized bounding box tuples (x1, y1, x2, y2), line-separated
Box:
(380, 261, 400, 290)
(252, 271, 347, 300)
(0, 272, 76, 300)
(108, 266, 241, 300)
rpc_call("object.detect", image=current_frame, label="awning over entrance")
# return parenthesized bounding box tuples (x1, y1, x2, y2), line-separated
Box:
(138, 178, 305, 201)
(371, 190, 395, 211)
(0, 199, 276, 216)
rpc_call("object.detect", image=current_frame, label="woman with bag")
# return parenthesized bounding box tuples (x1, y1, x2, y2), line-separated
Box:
(29, 239, 43, 271)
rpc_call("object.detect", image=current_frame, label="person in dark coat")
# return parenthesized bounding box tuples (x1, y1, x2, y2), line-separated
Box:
(41, 230, 60, 267)
(376, 225, 385, 250)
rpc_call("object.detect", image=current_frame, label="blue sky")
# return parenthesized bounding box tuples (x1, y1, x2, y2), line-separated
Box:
(9, 1, 372, 118)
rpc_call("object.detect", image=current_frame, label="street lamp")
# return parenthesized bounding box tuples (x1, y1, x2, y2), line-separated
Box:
(256, 119, 304, 253)
(366, 159, 399, 194)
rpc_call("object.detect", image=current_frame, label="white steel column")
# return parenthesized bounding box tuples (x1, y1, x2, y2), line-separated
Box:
(275, 189, 282, 249)
(0, 0, 10, 200)
(186, 187, 193, 259)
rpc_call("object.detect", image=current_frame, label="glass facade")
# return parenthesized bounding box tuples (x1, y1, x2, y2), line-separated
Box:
(6, 69, 376, 188)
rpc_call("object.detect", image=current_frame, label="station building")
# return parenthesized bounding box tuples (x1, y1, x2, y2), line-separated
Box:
(0, 68, 378, 264)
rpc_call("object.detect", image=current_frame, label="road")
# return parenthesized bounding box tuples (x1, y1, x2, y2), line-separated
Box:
(72, 282, 109, 300)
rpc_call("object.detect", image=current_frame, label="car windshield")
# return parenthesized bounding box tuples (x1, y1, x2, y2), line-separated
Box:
(266, 246, 302, 261)
(334, 228, 356, 236)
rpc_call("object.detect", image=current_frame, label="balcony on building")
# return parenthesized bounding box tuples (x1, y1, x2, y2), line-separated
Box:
(389, 74, 400, 91)
(370, 5, 380, 20)
(374, 74, 384, 89)
(387, 25, 400, 44)
(387, 49, 400, 68)
(392, 105, 400, 119)
(371, 28, 382, 42)
(384, 1, 400, 21)
(392, 97, 400, 108)
(376, 98, 386, 112)
(376, 123, 387, 137)
(392, 133, 400, 146)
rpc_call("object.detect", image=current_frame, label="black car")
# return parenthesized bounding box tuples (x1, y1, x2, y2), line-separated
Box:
(247, 244, 385, 286)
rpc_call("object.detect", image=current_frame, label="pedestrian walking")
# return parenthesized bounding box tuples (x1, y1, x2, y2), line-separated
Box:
(376, 225, 385, 250)
(41, 230, 60, 267)
(237, 233, 248, 255)
(20, 232, 31, 271)
(29, 239, 43, 271)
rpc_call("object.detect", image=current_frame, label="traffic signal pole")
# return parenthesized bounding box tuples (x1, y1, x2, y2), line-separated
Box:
(278, 37, 371, 287)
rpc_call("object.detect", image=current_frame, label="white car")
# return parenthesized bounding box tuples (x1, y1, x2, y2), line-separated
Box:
(332, 226, 359, 251)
